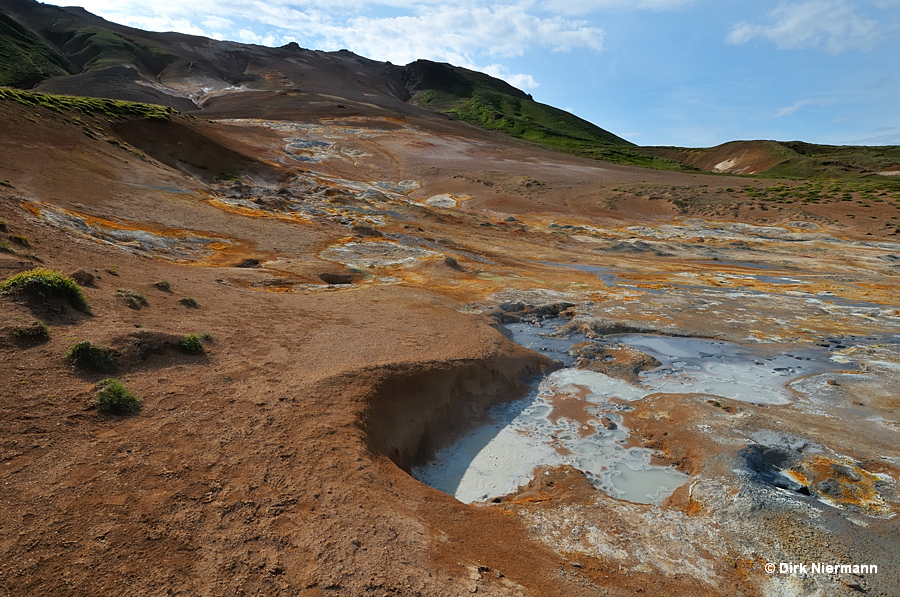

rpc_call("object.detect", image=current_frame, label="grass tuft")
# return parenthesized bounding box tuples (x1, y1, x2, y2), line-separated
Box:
(0, 268, 89, 311)
(179, 333, 207, 355)
(96, 378, 142, 415)
(179, 297, 199, 308)
(116, 289, 148, 310)
(65, 340, 117, 372)
(12, 320, 49, 342)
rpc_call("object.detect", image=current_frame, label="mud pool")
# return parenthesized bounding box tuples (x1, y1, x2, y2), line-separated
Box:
(414, 320, 838, 505)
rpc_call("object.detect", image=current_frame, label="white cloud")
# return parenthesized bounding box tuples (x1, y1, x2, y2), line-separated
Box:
(322, 5, 603, 66)
(549, 0, 698, 14)
(726, 1, 881, 54)
(237, 29, 279, 46)
(109, 14, 218, 37)
(482, 64, 539, 90)
(774, 98, 836, 117)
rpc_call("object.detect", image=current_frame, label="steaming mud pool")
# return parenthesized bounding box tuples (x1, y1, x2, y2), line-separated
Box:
(414, 320, 835, 505)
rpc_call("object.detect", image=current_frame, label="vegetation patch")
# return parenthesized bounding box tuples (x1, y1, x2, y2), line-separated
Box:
(9, 234, 29, 246)
(116, 289, 148, 310)
(406, 62, 695, 172)
(0, 268, 89, 311)
(0, 13, 69, 87)
(0, 87, 176, 121)
(153, 280, 171, 292)
(179, 333, 211, 355)
(179, 297, 199, 308)
(96, 378, 142, 415)
(65, 340, 117, 372)
(12, 320, 49, 342)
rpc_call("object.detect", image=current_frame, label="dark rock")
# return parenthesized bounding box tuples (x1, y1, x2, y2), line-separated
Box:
(572, 342, 661, 383)
(70, 268, 96, 286)
(500, 301, 525, 312)
(815, 478, 842, 498)
(482, 308, 520, 324)
(443, 256, 465, 271)
(319, 272, 353, 285)
(352, 225, 382, 238)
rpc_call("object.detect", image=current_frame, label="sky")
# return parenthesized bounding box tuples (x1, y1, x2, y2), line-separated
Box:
(41, 0, 900, 147)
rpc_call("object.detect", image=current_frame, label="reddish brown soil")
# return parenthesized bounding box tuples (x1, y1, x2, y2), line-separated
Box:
(1, 92, 898, 596)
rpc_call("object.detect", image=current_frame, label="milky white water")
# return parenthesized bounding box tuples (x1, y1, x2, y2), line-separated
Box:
(414, 321, 832, 505)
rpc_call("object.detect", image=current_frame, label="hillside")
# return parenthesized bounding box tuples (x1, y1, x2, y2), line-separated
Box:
(0, 0, 698, 171)
(644, 140, 900, 182)
(3, 0, 896, 179)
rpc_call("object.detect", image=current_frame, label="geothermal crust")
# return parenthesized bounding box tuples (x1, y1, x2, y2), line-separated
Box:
(0, 88, 899, 596)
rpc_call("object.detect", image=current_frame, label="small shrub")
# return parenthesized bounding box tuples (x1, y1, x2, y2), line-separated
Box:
(65, 341, 117, 372)
(154, 280, 171, 292)
(179, 333, 206, 354)
(0, 268, 89, 311)
(179, 297, 199, 308)
(0, 242, 12, 253)
(10, 235, 29, 247)
(12, 320, 49, 342)
(106, 266, 119, 276)
(0, 221, 7, 231)
(0, 180, 13, 188)
(116, 289, 148, 310)
(96, 378, 142, 415)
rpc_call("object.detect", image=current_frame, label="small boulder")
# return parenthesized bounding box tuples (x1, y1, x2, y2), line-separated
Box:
(70, 268, 96, 287)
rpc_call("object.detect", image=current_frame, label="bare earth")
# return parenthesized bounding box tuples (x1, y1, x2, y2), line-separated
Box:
(1, 91, 899, 596)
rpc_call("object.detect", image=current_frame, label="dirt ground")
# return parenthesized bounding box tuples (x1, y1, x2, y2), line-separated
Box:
(1, 91, 898, 596)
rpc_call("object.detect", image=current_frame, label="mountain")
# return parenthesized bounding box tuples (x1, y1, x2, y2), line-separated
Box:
(3, 0, 897, 181)
(3, 0, 899, 183)
(0, 0, 710, 171)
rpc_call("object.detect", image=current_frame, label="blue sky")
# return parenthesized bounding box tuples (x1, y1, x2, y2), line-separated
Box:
(41, 0, 900, 147)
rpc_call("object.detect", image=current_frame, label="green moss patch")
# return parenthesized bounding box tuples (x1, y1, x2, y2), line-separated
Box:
(0, 267, 89, 311)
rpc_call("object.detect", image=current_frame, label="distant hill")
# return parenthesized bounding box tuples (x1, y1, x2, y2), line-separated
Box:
(643, 140, 900, 182)
(404, 59, 631, 148)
